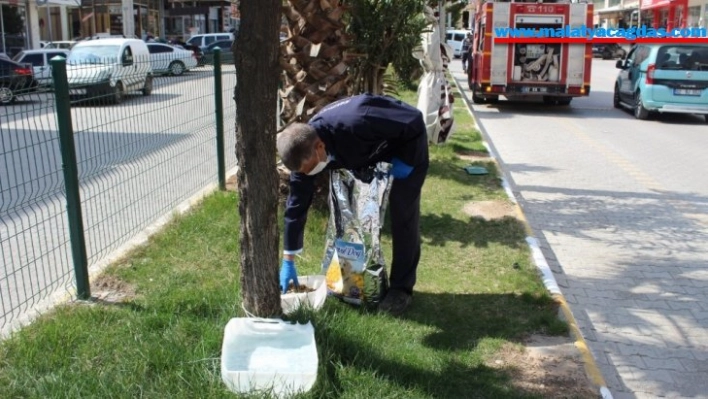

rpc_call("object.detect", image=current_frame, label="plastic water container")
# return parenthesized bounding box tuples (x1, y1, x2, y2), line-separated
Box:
(221, 318, 318, 398)
(280, 275, 327, 315)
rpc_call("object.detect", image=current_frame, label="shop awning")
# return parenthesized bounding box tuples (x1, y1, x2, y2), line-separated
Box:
(597, 5, 623, 14)
(597, 4, 639, 14)
(36, 0, 82, 6)
(640, 0, 675, 10)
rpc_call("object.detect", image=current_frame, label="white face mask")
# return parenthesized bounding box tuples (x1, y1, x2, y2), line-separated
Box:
(307, 161, 328, 176)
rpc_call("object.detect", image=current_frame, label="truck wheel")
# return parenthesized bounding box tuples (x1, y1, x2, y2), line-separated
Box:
(634, 91, 649, 120)
(703, 114, 708, 124)
(471, 84, 486, 104)
(487, 96, 499, 104)
(557, 97, 572, 106)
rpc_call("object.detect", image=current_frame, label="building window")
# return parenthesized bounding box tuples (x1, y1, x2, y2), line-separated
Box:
(687, 6, 700, 27)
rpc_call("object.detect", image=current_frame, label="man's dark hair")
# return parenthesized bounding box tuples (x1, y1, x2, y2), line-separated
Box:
(276, 123, 319, 171)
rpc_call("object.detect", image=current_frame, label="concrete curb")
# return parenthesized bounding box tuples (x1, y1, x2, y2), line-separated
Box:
(448, 72, 613, 399)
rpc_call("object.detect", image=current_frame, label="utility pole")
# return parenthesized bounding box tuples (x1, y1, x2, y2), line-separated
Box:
(438, 0, 446, 43)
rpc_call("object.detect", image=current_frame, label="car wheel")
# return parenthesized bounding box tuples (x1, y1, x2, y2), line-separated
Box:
(112, 82, 124, 105)
(169, 61, 185, 76)
(633, 91, 649, 120)
(704, 114, 708, 124)
(613, 85, 621, 109)
(142, 76, 153, 96)
(0, 86, 14, 105)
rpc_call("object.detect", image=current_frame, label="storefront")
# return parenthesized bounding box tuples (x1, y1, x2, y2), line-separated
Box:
(37, 0, 81, 42)
(595, 2, 640, 29)
(640, 0, 689, 29)
(165, 4, 227, 40)
(1, 0, 30, 57)
(686, 0, 708, 27)
(73, 0, 161, 38)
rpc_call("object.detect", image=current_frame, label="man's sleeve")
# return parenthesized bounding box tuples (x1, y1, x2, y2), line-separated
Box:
(283, 171, 316, 254)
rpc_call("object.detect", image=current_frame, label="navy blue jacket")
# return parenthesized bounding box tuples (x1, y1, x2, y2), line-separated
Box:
(283, 93, 427, 254)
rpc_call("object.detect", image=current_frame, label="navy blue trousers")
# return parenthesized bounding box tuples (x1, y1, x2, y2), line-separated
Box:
(388, 156, 429, 295)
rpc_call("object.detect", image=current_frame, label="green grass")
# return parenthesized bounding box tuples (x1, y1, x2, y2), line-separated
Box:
(0, 86, 567, 399)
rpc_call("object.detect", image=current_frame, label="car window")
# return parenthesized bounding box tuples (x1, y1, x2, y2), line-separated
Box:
(186, 36, 200, 45)
(148, 44, 173, 54)
(122, 46, 133, 65)
(20, 53, 45, 67)
(445, 33, 452, 41)
(205, 36, 217, 46)
(210, 41, 232, 50)
(656, 45, 708, 71)
(633, 45, 649, 65)
(218, 35, 230, 41)
(454, 33, 465, 41)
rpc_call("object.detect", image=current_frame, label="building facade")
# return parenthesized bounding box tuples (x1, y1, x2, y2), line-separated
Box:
(2, 0, 237, 54)
(640, 0, 708, 29)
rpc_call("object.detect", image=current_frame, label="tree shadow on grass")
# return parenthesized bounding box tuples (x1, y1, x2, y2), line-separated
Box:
(293, 291, 566, 399)
(420, 213, 527, 249)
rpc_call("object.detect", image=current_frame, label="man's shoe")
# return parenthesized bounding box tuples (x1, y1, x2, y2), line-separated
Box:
(379, 289, 412, 316)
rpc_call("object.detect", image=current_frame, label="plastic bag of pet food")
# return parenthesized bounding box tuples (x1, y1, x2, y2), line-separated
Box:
(321, 163, 393, 307)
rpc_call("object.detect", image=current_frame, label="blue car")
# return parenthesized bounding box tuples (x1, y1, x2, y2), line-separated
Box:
(614, 44, 708, 122)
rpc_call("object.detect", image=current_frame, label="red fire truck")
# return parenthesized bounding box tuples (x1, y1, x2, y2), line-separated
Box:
(467, 0, 594, 105)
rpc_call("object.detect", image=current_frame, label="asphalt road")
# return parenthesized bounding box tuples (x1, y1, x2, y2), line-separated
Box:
(450, 58, 708, 398)
(0, 66, 238, 336)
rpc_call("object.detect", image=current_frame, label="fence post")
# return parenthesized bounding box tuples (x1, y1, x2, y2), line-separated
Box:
(51, 56, 91, 300)
(213, 47, 226, 190)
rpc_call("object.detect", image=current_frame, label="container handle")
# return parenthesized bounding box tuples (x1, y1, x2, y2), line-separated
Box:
(246, 319, 305, 334)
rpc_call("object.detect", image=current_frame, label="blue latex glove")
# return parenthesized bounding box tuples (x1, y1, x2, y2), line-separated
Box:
(280, 259, 299, 294)
(391, 157, 414, 179)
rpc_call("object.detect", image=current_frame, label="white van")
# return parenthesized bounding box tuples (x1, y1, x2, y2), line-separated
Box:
(446, 29, 471, 58)
(186, 33, 234, 50)
(66, 38, 153, 104)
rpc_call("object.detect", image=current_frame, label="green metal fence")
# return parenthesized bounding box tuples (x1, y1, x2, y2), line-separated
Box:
(1, 47, 236, 335)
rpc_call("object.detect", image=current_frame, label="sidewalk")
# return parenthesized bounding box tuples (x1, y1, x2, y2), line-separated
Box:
(447, 61, 708, 399)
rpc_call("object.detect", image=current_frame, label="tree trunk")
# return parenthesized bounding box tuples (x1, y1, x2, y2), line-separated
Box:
(233, 0, 282, 317)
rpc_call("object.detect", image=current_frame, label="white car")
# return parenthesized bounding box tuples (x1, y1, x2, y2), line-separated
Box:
(12, 49, 70, 86)
(146, 43, 197, 76)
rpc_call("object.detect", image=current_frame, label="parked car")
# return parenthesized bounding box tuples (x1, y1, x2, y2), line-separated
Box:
(593, 43, 627, 60)
(202, 40, 234, 65)
(66, 38, 153, 104)
(146, 43, 197, 75)
(0, 58, 39, 105)
(12, 49, 70, 86)
(186, 33, 233, 52)
(614, 44, 708, 122)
